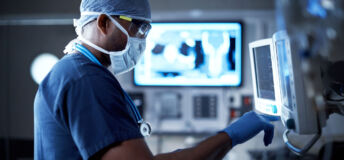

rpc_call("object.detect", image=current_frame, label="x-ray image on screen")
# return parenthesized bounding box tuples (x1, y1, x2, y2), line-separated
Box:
(134, 22, 242, 86)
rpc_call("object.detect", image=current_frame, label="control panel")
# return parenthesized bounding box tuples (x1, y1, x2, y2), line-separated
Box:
(193, 95, 217, 119)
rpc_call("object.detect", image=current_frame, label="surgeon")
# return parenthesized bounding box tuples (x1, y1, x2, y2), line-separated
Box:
(33, 0, 274, 159)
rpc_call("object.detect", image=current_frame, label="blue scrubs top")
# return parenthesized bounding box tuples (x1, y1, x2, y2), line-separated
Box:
(34, 53, 142, 160)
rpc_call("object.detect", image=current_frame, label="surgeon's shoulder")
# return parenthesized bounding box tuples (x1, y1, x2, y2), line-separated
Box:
(47, 53, 114, 83)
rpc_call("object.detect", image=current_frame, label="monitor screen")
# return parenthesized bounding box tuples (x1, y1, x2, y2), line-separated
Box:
(134, 22, 242, 86)
(275, 40, 293, 111)
(253, 45, 276, 100)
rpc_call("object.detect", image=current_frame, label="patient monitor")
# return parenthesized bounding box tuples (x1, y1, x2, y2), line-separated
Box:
(250, 32, 321, 155)
(249, 38, 281, 117)
(273, 31, 324, 155)
(250, 33, 319, 132)
(272, 31, 319, 134)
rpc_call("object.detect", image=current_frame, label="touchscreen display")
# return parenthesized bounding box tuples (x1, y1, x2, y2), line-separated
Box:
(253, 45, 275, 100)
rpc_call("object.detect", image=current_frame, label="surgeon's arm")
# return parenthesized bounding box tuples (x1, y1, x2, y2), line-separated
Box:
(100, 111, 274, 160)
(100, 132, 231, 160)
(153, 132, 231, 160)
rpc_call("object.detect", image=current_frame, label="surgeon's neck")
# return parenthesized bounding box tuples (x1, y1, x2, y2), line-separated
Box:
(81, 42, 111, 67)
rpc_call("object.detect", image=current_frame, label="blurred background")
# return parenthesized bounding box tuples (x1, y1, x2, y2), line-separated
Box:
(1, 0, 344, 159)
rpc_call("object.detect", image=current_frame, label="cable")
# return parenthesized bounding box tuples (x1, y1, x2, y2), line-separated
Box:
(326, 98, 344, 102)
(4, 25, 10, 160)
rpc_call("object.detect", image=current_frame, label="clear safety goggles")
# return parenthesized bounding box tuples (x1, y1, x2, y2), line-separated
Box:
(117, 15, 151, 39)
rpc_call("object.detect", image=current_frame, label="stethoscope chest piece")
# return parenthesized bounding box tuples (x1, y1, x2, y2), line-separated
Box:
(140, 121, 151, 137)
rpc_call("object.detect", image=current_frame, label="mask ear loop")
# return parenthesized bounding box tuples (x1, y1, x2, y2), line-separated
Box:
(77, 36, 110, 54)
(76, 14, 131, 56)
(106, 14, 131, 54)
(107, 14, 130, 39)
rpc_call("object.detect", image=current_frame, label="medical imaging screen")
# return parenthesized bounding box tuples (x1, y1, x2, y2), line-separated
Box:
(134, 22, 242, 86)
(253, 45, 275, 100)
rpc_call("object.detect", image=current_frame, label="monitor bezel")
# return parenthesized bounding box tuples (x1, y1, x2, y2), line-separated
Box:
(133, 20, 244, 88)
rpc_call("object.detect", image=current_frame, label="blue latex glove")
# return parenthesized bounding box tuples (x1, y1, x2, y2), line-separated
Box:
(222, 111, 274, 147)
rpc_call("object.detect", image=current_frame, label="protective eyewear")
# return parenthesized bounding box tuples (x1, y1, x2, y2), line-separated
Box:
(118, 15, 151, 39)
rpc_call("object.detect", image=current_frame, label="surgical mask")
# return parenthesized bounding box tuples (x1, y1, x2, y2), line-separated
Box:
(77, 15, 146, 75)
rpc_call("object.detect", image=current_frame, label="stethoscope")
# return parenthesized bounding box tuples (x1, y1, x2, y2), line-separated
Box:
(75, 43, 151, 137)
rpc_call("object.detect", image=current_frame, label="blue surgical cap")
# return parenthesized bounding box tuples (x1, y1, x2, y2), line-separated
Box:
(74, 0, 151, 34)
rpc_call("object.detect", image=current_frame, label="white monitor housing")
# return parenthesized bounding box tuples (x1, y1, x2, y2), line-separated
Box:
(249, 38, 281, 117)
(272, 31, 318, 134)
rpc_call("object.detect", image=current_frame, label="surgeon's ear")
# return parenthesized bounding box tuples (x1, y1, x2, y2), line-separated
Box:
(97, 14, 110, 35)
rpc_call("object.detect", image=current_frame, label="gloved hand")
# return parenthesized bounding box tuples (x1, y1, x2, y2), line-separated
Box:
(222, 111, 274, 147)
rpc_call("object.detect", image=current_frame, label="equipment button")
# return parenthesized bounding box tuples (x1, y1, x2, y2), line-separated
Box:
(286, 118, 295, 130)
(272, 105, 277, 114)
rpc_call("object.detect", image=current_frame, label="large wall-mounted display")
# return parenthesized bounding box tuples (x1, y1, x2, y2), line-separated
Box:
(134, 22, 242, 87)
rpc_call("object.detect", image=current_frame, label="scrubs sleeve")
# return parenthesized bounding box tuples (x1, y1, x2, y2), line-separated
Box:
(64, 74, 142, 159)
